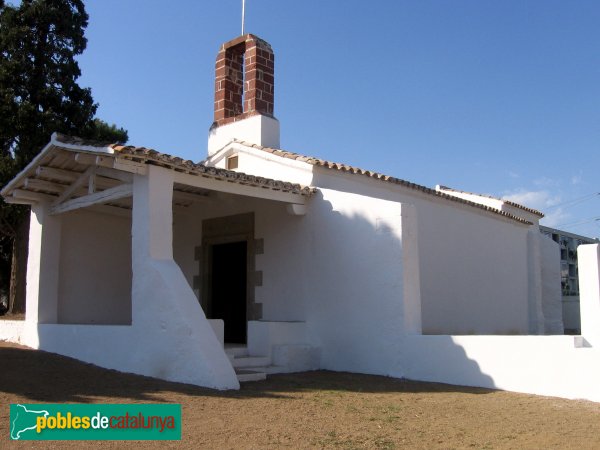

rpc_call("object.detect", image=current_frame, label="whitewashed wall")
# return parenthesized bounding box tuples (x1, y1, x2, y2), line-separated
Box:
(172, 183, 414, 378)
(7, 150, 598, 400)
(416, 197, 529, 334)
(311, 167, 531, 335)
(210, 146, 536, 335)
(172, 193, 312, 322)
(254, 201, 311, 321)
(0, 320, 24, 343)
(173, 184, 413, 377)
(301, 188, 411, 376)
(171, 144, 558, 386)
(402, 335, 600, 402)
(57, 210, 132, 325)
(21, 167, 239, 390)
(579, 244, 600, 347)
(206, 143, 314, 187)
(207, 115, 280, 155)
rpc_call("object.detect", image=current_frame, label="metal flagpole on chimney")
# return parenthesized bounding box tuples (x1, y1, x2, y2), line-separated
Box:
(241, 0, 246, 35)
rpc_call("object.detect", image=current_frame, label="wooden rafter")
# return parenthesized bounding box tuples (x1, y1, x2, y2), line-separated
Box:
(50, 183, 133, 216)
(24, 178, 65, 194)
(52, 166, 96, 206)
(5, 189, 56, 205)
(95, 166, 134, 183)
(35, 166, 78, 183)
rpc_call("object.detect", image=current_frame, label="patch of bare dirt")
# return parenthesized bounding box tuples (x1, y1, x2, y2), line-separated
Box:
(1, 341, 599, 449)
(0, 313, 24, 321)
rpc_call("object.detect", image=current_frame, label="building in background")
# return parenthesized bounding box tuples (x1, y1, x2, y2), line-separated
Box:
(540, 225, 599, 334)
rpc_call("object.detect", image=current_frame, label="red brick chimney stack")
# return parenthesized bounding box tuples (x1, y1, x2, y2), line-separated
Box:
(213, 34, 275, 127)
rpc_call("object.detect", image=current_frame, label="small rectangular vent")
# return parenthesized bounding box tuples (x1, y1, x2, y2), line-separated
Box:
(227, 155, 239, 170)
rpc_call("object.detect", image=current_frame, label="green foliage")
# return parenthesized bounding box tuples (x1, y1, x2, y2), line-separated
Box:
(0, 0, 129, 171)
(85, 118, 128, 144)
(0, 0, 128, 308)
(0, 0, 95, 167)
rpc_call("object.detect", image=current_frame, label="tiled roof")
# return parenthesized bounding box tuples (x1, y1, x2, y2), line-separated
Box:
(53, 133, 315, 197)
(437, 185, 544, 217)
(230, 139, 535, 225)
(47, 134, 536, 225)
(52, 133, 117, 148)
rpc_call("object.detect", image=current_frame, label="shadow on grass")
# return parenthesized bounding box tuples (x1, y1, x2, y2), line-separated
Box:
(0, 343, 494, 403)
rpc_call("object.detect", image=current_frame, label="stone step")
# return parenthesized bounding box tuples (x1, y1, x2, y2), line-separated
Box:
(224, 345, 248, 358)
(231, 356, 270, 369)
(236, 369, 266, 382)
(264, 365, 290, 374)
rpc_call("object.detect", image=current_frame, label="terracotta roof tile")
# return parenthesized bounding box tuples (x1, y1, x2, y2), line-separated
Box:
(437, 185, 544, 217)
(49, 134, 534, 224)
(231, 139, 534, 225)
(51, 134, 315, 197)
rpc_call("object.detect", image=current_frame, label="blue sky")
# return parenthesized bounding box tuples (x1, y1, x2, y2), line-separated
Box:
(73, 1, 598, 237)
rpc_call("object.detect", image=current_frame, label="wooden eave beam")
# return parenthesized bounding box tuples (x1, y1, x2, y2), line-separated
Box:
(23, 178, 66, 194)
(35, 166, 79, 183)
(50, 183, 133, 215)
(172, 171, 307, 205)
(172, 189, 213, 204)
(6, 189, 57, 205)
(74, 153, 146, 175)
(95, 166, 134, 183)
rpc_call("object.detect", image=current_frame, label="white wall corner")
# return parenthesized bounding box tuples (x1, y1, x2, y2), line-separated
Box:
(247, 321, 310, 359)
(286, 204, 307, 216)
(130, 165, 238, 389)
(579, 244, 600, 347)
(132, 165, 174, 263)
(208, 115, 280, 156)
(26, 202, 62, 324)
(208, 319, 225, 347)
(401, 203, 422, 334)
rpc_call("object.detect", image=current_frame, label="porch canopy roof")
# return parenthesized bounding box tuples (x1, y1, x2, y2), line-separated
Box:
(1, 133, 316, 215)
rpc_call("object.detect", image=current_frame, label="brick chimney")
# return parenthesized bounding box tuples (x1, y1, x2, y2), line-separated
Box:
(208, 34, 280, 155)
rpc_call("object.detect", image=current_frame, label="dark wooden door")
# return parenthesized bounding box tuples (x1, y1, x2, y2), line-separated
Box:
(209, 241, 247, 343)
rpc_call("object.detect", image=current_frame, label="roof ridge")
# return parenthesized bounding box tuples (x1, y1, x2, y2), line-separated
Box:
(2, 134, 315, 198)
(53, 132, 121, 147)
(49, 135, 536, 225)
(230, 140, 534, 225)
(108, 142, 315, 196)
(437, 185, 544, 217)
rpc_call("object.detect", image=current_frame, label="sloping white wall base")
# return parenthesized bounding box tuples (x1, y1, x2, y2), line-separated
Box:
(13, 164, 239, 390)
(19, 258, 238, 390)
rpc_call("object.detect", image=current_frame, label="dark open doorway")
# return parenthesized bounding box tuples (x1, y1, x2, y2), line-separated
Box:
(208, 241, 247, 344)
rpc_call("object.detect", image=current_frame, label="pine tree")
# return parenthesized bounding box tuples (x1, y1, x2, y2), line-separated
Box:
(0, 0, 128, 314)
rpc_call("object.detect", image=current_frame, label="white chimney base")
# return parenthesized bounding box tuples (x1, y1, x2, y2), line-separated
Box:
(208, 114, 280, 156)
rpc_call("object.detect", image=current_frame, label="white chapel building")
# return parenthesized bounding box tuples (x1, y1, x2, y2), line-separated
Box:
(2, 34, 600, 400)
